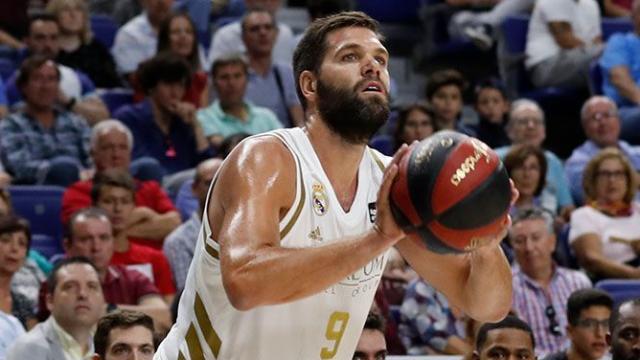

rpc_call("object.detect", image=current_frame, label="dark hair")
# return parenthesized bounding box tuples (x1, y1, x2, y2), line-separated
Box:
(16, 54, 61, 90)
(293, 11, 382, 110)
(210, 54, 248, 78)
(610, 298, 640, 333)
(504, 144, 547, 197)
(47, 256, 99, 293)
(307, 0, 352, 21)
(0, 214, 31, 251)
(136, 52, 192, 94)
(91, 169, 137, 204)
(476, 315, 535, 351)
(27, 12, 59, 36)
(157, 12, 200, 71)
(94, 310, 155, 359)
(425, 69, 466, 101)
(66, 207, 111, 241)
(393, 101, 436, 151)
(474, 77, 508, 103)
(567, 289, 613, 326)
(363, 311, 385, 333)
(220, 133, 250, 159)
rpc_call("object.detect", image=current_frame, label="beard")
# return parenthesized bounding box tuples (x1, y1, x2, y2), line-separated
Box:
(316, 77, 390, 145)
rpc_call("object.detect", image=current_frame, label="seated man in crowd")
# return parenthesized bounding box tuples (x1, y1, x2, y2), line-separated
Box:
(93, 310, 155, 360)
(509, 207, 592, 357)
(472, 315, 536, 360)
(62, 119, 181, 249)
(525, 0, 602, 89)
(7, 13, 108, 124)
(7, 257, 105, 360)
(197, 55, 282, 149)
(114, 53, 212, 177)
(164, 158, 222, 291)
(242, 8, 304, 127)
(0, 55, 92, 186)
(353, 312, 388, 360)
(608, 298, 640, 360)
(92, 169, 176, 304)
(565, 96, 640, 205)
(544, 288, 613, 360)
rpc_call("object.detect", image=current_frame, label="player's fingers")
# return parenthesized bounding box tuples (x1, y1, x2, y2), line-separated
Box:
(509, 179, 519, 206)
(389, 143, 410, 167)
(378, 163, 398, 205)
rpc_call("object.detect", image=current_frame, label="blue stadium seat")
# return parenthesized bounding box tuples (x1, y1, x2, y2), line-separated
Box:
(31, 233, 64, 261)
(98, 88, 134, 114)
(90, 14, 119, 49)
(554, 224, 579, 269)
(601, 17, 633, 41)
(174, 179, 197, 221)
(370, 134, 394, 156)
(0, 58, 16, 81)
(9, 185, 66, 247)
(355, 0, 424, 23)
(595, 279, 640, 307)
(589, 60, 603, 95)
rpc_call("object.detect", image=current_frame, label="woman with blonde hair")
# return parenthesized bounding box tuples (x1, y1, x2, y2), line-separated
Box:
(47, 0, 121, 88)
(569, 147, 640, 280)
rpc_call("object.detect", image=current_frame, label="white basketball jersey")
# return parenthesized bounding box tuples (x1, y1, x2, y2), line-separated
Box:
(155, 128, 391, 360)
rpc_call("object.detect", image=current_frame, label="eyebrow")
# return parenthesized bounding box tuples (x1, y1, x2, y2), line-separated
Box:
(334, 42, 389, 58)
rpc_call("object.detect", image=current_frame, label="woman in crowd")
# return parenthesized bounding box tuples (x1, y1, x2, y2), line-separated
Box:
(392, 102, 436, 152)
(504, 144, 556, 216)
(570, 148, 640, 281)
(47, 0, 122, 88)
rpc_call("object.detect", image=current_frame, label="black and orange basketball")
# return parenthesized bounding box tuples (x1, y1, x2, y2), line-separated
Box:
(390, 131, 511, 254)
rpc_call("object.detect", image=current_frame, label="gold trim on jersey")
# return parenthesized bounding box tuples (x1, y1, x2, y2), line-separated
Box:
(195, 292, 222, 357)
(178, 351, 186, 360)
(280, 160, 305, 239)
(185, 323, 205, 359)
(203, 230, 219, 259)
(369, 148, 386, 173)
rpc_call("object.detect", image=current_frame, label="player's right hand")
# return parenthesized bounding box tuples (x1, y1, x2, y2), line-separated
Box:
(374, 143, 411, 245)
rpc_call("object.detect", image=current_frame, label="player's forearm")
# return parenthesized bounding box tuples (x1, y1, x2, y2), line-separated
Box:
(127, 211, 181, 239)
(222, 228, 393, 310)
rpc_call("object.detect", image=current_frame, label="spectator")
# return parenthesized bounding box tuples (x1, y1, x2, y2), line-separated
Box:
(60, 207, 171, 332)
(599, 2, 640, 144)
(46, 0, 122, 89)
(504, 145, 555, 218)
(8, 13, 109, 125)
(566, 96, 640, 205)
(470, 78, 510, 148)
(472, 315, 536, 360)
(607, 298, 640, 360)
(114, 53, 211, 176)
(0, 311, 25, 360)
(163, 158, 223, 291)
(62, 120, 181, 249)
(525, 0, 602, 89)
(0, 55, 92, 186)
(603, 0, 632, 17)
(207, 0, 296, 69)
(544, 288, 613, 360)
(92, 170, 177, 304)
(570, 148, 640, 281)
(509, 207, 592, 357)
(197, 55, 282, 148)
(112, 0, 174, 79)
(425, 69, 474, 135)
(392, 102, 436, 152)
(242, 8, 304, 127)
(0, 215, 37, 330)
(497, 99, 575, 222)
(88, 0, 143, 26)
(93, 310, 155, 360)
(6, 257, 106, 360)
(353, 312, 388, 360)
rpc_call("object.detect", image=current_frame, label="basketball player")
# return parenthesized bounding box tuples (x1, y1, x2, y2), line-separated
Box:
(156, 11, 514, 360)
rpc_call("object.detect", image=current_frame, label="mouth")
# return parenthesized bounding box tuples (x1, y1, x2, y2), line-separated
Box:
(75, 305, 91, 312)
(361, 81, 384, 94)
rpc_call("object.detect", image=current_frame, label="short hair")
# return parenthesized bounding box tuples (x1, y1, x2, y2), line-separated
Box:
(476, 315, 535, 351)
(393, 101, 436, 151)
(94, 310, 155, 359)
(157, 12, 200, 71)
(90, 119, 134, 151)
(508, 99, 545, 128)
(363, 312, 385, 333)
(136, 52, 192, 94)
(0, 214, 31, 250)
(510, 206, 554, 235)
(16, 55, 61, 90)
(66, 207, 111, 241)
(503, 144, 548, 197)
(46, 0, 92, 43)
(210, 54, 248, 78)
(580, 96, 618, 125)
(425, 69, 466, 101)
(47, 256, 99, 294)
(293, 11, 382, 110)
(610, 298, 640, 332)
(474, 77, 508, 103)
(241, 7, 275, 34)
(582, 147, 637, 204)
(567, 288, 613, 326)
(91, 169, 137, 204)
(220, 133, 250, 159)
(27, 12, 59, 36)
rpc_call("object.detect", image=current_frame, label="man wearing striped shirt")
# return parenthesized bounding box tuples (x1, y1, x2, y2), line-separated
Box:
(509, 207, 592, 358)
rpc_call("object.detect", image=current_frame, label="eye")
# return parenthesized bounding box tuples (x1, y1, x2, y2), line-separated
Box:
(342, 53, 358, 62)
(375, 56, 387, 66)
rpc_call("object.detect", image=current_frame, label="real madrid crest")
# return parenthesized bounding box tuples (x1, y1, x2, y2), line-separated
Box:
(312, 182, 329, 216)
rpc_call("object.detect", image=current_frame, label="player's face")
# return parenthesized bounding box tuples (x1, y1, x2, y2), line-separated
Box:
(48, 263, 105, 329)
(96, 186, 135, 233)
(476, 88, 508, 124)
(353, 329, 387, 360)
(105, 325, 155, 360)
(509, 218, 555, 277)
(583, 100, 620, 148)
(68, 217, 114, 273)
(609, 303, 640, 360)
(474, 328, 535, 360)
(568, 305, 611, 360)
(401, 108, 434, 144)
(315, 27, 390, 144)
(508, 106, 545, 147)
(0, 231, 28, 275)
(594, 157, 628, 204)
(93, 129, 131, 172)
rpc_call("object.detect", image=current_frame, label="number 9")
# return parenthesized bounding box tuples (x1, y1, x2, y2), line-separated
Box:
(320, 311, 350, 359)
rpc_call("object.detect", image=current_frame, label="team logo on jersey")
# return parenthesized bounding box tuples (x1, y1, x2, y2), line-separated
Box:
(312, 182, 329, 216)
(308, 226, 323, 244)
(368, 202, 377, 223)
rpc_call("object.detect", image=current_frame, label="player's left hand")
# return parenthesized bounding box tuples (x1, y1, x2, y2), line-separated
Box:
(468, 179, 518, 250)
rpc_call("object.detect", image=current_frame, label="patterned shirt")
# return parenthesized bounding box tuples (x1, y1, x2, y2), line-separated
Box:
(512, 264, 592, 358)
(0, 110, 91, 183)
(163, 212, 201, 291)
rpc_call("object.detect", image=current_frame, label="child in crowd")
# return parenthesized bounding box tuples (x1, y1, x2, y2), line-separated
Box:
(471, 78, 510, 148)
(425, 69, 475, 136)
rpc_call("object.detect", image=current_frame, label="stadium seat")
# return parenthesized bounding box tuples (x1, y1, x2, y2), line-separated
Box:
(98, 88, 134, 114)
(554, 224, 579, 270)
(0, 57, 16, 81)
(595, 279, 640, 307)
(588, 60, 603, 95)
(90, 14, 119, 49)
(601, 17, 633, 41)
(370, 134, 394, 156)
(31, 233, 64, 260)
(9, 185, 66, 247)
(355, 0, 424, 23)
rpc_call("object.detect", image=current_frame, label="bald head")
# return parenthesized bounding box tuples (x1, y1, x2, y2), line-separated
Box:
(580, 96, 620, 148)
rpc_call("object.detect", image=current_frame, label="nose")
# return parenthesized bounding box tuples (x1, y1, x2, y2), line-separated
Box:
(361, 54, 382, 78)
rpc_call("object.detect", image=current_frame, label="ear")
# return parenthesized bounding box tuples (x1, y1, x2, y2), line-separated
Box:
(606, 332, 612, 347)
(92, 354, 101, 360)
(299, 70, 317, 106)
(471, 350, 480, 360)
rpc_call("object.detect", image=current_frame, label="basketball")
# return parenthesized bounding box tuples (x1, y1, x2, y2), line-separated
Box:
(390, 131, 511, 254)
